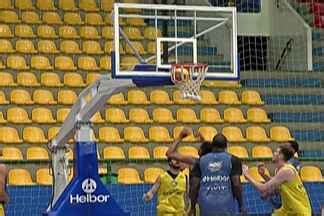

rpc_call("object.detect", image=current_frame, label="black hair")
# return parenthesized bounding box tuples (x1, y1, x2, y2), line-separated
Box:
(288, 140, 299, 154)
(199, 141, 212, 157)
(211, 134, 227, 149)
(279, 145, 294, 161)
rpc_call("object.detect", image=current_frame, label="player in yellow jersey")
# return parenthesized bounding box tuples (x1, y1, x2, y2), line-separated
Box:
(243, 145, 312, 216)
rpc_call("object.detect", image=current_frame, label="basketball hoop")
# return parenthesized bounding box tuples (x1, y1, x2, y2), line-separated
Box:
(171, 64, 208, 101)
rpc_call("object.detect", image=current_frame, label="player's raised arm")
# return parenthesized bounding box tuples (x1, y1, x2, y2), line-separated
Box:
(143, 176, 161, 202)
(166, 127, 197, 165)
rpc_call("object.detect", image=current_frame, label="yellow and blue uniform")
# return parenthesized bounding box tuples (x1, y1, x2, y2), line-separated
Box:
(273, 164, 312, 216)
(157, 171, 186, 216)
(0, 203, 4, 216)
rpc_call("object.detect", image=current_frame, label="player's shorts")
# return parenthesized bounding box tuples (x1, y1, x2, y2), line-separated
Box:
(272, 208, 311, 216)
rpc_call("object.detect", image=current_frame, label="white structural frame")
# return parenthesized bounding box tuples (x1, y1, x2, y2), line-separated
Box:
(157, 37, 197, 69)
(114, 3, 238, 79)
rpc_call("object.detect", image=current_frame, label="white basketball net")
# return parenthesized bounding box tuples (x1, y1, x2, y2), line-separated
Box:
(171, 64, 208, 101)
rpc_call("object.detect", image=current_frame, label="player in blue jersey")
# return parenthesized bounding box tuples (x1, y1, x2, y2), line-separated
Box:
(190, 134, 245, 216)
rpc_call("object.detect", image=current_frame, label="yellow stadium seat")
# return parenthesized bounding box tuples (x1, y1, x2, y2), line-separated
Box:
(0, 127, 22, 144)
(252, 146, 273, 159)
(55, 56, 77, 70)
(86, 73, 101, 85)
(21, 11, 41, 24)
(149, 126, 173, 143)
(59, 0, 77, 11)
(147, 41, 158, 54)
(48, 127, 74, 144)
(105, 108, 129, 123)
(218, 90, 241, 105)
(152, 108, 176, 123)
(100, 56, 111, 70)
(144, 27, 162, 40)
(38, 40, 59, 54)
(128, 89, 149, 105)
(7, 107, 31, 123)
(247, 108, 271, 123)
(80, 26, 99, 39)
(123, 27, 143, 40)
(127, 18, 146, 26)
(80, 0, 99, 11)
(177, 108, 200, 123)
(0, 39, 14, 53)
(59, 26, 79, 39)
(242, 90, 264, 105)
(153, 146, 168, 160)
(85, 13, 104, 25)
(199, 90, 218, 105)
(0, 112, 7, 123)
(58, 90, 77, 105)
(270, 126, 294, 142)
(33, 89, 57, 105)
(36, 168, 53, 185)
(246, 126, 270, 142)
(178, 146, 199, 158)
(9, 169, 34, 185)
(17, 72, 39, 87)
(16, 39, 37, 53)
(144, 168, 164, 184)
(125, 41, 146, 55)
(103, 147, 125, 160)
(203, 80, 241, 88)
(60, 40, 81, 54)
(15, 24, 35, 38)
(10, 89, 33, 105)
(300, 166, 323, 182)
(124, 127, 148, 143)
(37, 25, 58, 38)
(150, 90, 173, 105)
(0, 24, 13, 38)
(64, 73, 86, 87)
(36, 0, 56, 10)
(224, 108, 247, 123)
(41, 72, 63, 87)
(118, 168, 142, 184)
(7, 55, 29, 70)
(32, 107, 56, 123)
(15, 0, 34, 10)
(27, 147, 49, 160)
(248, 167, 270, 182)
(63, 12, 83, 25)
(99, 127, 123, 143)
(102, 27, 114, 40)
(0, 0, 13, 9)
(2, 147, 23, 160)
(101, 0, 113, 11)
(173, 90, 196, 105)
(200, 108, 223, 123)
(23, 127, 48, 144)
(0, 91, 9, 104)
(198, 127, 217, 142)
(90, 112, 104, 123)
(31, 55, 53, 70)
(173, 127, 197, 142)
(78, 56, 100, 71)
(104, 14, 123, 26)
(228, 146, 249, 159)
(222, 127, 246, 142)
(57, 108, 70, 123)
(43, 12, 62, 24)
(129, 108, 152, 123)
(129, 146, 150, 160)
(0, 10, 20, 23)
(107, 93, 127, 105)
(0, 72, 15, 86)
(120, 56, 139, 70)
(82, 40, 104, 54)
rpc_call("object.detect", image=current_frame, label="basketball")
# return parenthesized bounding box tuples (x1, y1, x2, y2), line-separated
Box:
(173, 68, 190, 82)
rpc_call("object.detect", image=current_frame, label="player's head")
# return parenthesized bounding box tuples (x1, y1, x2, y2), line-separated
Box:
(198, 141, 212, 157)
(273, 145, 294, 166)
(211, 134, 227, 150)
(287, 140, 299, 155)
(167, 158, 182, 171)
